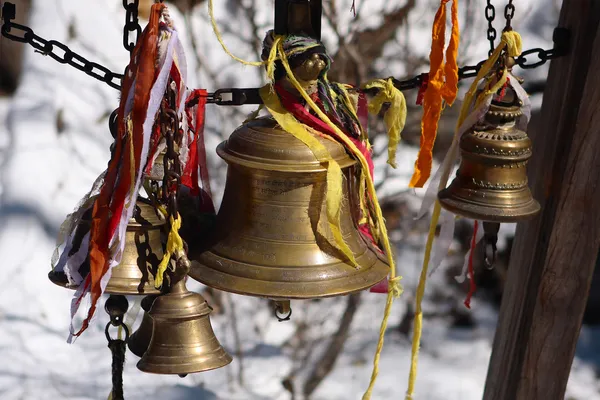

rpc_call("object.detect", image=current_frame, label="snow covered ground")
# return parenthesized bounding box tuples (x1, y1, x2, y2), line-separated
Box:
(0, 1, 598, 399)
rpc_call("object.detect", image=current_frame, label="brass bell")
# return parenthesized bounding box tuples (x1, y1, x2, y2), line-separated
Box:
(137, 279, 232, 375)
(49, 198, 164, 295)
(128, 295, 158, 357)
(438, 86, 541, 222)
(188, 117, 389, 299)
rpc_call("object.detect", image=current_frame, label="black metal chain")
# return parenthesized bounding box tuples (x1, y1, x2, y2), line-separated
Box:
(485, 0, 497, 56)
(504, 0, 515, 32)
(1, 1, 570, 104)
(123, 0, 142, 53)
(1, 2, 123, 89)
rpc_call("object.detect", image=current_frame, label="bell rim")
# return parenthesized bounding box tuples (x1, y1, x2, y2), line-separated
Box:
(438, 192, 541, 223)
(187, 254, 390, 300)
(127, 333, 151, 358)
(136, 352, 233, 375)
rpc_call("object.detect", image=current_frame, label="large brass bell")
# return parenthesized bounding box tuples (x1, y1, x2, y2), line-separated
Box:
(188, 117, 389, 299)
(128, 295, 157, 357)
(48, 198, 164, 295)
(438, 86, 541, 222)
(137, 279, 232, 375)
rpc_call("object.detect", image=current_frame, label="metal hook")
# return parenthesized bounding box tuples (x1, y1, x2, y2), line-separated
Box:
(483, 241, 497, 269)
(274, 300, 292, 322)
(482, 222, 501, 269)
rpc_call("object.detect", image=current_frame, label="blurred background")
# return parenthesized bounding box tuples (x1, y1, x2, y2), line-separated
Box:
(0, 0, 598, 399)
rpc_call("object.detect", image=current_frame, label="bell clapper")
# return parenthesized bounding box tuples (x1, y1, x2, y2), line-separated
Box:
(482, 222, 501, 269)
(274, 300, 293, 322)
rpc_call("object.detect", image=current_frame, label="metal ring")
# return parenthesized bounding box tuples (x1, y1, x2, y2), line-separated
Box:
(483, 242, 497, 269)
(275, 307, 292, 322)
(105, 321, 130, 342)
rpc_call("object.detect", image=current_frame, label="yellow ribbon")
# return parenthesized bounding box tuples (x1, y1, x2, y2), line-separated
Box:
(265, 40, 403, 399)
(405, 29, 524, 400)
(154, 214, 183, 288)
(259, 85, 358, 268)
(362, 78, 407, 168)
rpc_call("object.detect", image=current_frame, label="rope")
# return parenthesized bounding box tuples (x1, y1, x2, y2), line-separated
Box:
(207, 0, 267, 67)
(108, 339, 126, 400)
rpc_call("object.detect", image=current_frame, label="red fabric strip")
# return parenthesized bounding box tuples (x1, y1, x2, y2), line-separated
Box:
(75, 3, 166, 338)
(464, 220, 479, 309)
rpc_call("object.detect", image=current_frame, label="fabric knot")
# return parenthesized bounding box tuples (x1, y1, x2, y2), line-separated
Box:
(389, 276, 404, 298)
(502, 30, 523, 57)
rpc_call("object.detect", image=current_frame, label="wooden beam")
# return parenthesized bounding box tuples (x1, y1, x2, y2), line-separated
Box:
(483, 1, 600, 399)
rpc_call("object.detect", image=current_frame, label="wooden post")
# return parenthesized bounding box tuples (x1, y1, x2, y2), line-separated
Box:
(483, 1, 600, 399)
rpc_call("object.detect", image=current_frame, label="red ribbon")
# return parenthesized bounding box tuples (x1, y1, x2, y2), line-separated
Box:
(416, 73, 429, 106)
(464, 220, 479, 309)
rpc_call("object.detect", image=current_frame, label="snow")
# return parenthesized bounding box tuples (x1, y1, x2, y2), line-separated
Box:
(0, 0, 598, 399)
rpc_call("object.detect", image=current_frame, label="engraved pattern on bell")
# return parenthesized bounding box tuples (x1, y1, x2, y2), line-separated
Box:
(188, 117, 389, 299)
(438, 95, 541, 222)
(48, 198, 165, 295)
(136, 281, 232, 375)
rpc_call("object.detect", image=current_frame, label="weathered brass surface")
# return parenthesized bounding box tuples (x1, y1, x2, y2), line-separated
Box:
(48, 198, 164, 295)
(188, 117, 389, 299)
(137, 280, 232, 375)
(128, 295, 158, 358)
(438, 89, 541, 222)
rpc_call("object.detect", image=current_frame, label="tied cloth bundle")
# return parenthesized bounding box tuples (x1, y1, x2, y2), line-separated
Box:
(406, 29, 527, 399)
(50, 3, 209, 340)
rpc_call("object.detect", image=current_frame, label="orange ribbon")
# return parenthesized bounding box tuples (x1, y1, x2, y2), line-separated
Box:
(409, 0, 459, 188)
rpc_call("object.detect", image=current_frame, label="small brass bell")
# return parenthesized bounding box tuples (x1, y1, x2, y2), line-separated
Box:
(188, 117, 389, 299)
(128, 295, 158, 357)
(49, 198, 164, 295)
(137, 279, 232, 375)
(438, 86, 541, 222)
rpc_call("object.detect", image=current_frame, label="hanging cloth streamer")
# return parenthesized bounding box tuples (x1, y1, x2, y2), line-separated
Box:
(405, 30, 525, 399)
(266, 40, 403, 400)
(209, 10, 405, 395)
(362, 78, 407, 169)
(259, 85, 358, 267)
(409, 0, 459, 188)
(60, 4, 184, 341)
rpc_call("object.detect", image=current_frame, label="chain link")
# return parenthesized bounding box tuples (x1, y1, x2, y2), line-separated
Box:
(485, 0, 497, 56)
(1, 3, 123, 89)
(123, 0, 142, 53)
(504, 0, 515, 32)
(1, 2, 570, 102)
(160, 84, 182, 220)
